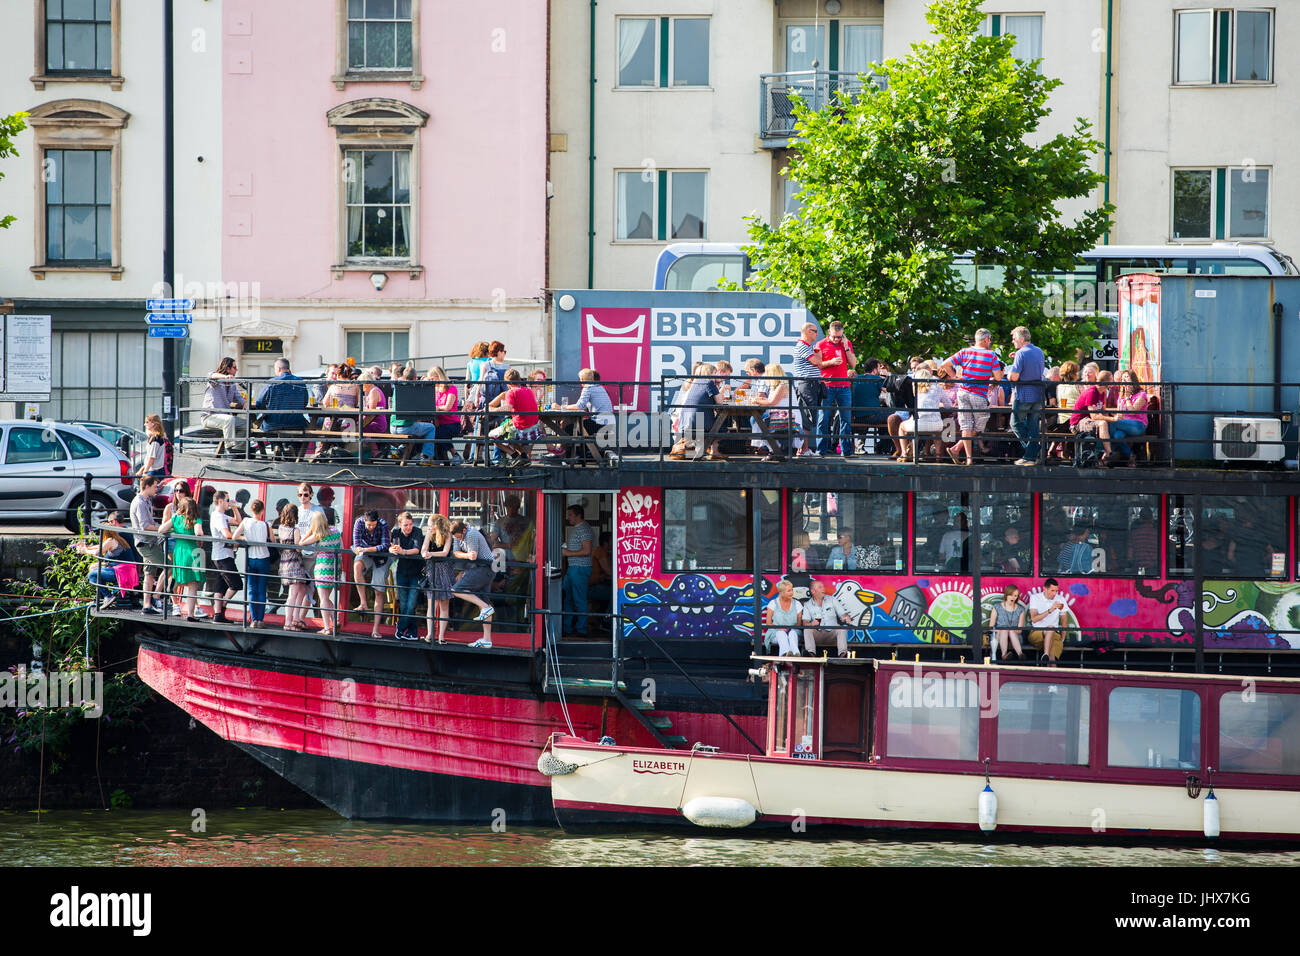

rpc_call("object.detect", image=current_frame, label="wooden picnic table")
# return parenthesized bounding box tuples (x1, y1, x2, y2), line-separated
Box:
(537, 409, 604, 461)
(703, 402, 787, 457)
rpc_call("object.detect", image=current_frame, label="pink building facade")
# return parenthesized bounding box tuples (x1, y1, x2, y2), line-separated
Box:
(210, 0, 548, 379)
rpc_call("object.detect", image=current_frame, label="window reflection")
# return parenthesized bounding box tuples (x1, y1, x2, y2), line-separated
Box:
(1040, 494, 1160, 576)
(1167, 495, 1286, 578)
(790, 491, 905, 573)
(914, 492, 969, 574)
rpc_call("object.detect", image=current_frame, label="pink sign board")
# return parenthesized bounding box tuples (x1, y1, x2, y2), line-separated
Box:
(616, 487, 661, 580)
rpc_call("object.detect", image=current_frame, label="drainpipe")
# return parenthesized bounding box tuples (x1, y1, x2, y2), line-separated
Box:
(1102, 0, 1114, 244)
(587, 0, 597, 289)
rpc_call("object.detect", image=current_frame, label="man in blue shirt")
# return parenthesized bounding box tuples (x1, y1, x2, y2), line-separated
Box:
(1006, 326, 1046, 466)
(253, 358, 309, 459)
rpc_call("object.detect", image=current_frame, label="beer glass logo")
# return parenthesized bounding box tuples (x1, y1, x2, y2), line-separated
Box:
(582, 309, 650, 411)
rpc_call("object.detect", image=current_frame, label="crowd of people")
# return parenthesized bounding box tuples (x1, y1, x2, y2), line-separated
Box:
(198, 343, 615, 466)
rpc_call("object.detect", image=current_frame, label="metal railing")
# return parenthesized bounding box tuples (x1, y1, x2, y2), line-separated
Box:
(759, 70, 888, 142)
(171, 373, 1300, 470)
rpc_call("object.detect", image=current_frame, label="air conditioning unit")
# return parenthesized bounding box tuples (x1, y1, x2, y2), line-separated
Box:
(1213, 417, 1285, 462)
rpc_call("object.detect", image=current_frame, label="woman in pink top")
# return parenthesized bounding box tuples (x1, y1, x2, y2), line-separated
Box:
(1107, 368, 1149, 465)
(428, 366, 463, 463)
(359, 370, 390, 456)
(488, 368, 543, 465)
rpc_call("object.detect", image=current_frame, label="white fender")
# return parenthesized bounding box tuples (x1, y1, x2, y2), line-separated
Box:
(1203, 790, 1220, 839)
(681, 796, 757, 829)
(978, 783, 998, 832)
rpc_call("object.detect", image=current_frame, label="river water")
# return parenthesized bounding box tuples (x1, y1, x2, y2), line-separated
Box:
(4, 809, 1299, 866)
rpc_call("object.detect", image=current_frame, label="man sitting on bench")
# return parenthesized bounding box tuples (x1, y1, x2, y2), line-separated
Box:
(253, 357, 309, 459)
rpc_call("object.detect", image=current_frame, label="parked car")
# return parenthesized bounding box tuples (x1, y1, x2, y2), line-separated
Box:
(66, 421, 148, 471)
(0, 421, 135, 530)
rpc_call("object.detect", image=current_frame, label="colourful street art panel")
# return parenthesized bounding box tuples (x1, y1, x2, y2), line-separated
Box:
(615, 487, 661, 580)
(615, 571, 1300, 649)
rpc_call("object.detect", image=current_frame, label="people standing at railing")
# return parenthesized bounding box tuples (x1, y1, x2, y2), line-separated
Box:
(130, 475, 165, 615)
(388, 510, 425, 642)
(351, 509, 391, 640)
(792, 322, 826, 456)
(449, 519, 496, 647)
(169, 496, 206, 622)
(1106, 368, 1149, 466)
(208, 490, 244, 624)
(359, 369, 390, 459)
(941, 329, 1003, 466)
(202, 357, 247, 454)
(253, 358, 309, 459)
(814, 321, 857, 458)
(138, 414, 169, 480)
(299, 510, 341, 637)
(276, 504, 311, 632)
(1006, 325, 1046, 466)
(159, 480, 191, 614)
(235, 499, 272, 629)
(422, 514, 455, 644)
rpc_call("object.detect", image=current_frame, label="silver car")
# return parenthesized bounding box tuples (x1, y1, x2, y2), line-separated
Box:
(0, 420, 136, 530)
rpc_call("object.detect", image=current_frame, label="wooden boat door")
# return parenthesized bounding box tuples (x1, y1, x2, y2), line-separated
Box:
(822, 665, 874, 762)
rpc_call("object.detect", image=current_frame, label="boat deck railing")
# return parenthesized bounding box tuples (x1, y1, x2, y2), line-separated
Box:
(173, 374, 1300, 471)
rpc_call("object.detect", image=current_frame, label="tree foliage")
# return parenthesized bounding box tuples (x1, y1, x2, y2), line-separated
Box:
(743, 0, 1114, 363)
(0, 111, 29, 230)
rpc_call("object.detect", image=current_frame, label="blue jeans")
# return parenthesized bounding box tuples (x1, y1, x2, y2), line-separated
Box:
(1109, 419, 1146, 457)
(818, 387, 853, 455)
(246, 557, 270, 622)
(394, 421, 437, 458)
(434, 422, 461, 461)
(563, 565, 592, 635)
(1011, 400, 1043, 461)
(88, 566, 118, 600)
(396, 568, 423, 636)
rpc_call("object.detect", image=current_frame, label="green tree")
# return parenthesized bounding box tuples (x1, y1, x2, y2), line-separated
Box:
(744, 0, 1113, 363)
(0, 111, 29, 230)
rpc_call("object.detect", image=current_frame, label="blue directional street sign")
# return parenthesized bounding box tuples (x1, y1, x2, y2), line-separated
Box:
(148, 325, 189, 339)
(145, 312, 194, 324)
(146, 298, 194, 311)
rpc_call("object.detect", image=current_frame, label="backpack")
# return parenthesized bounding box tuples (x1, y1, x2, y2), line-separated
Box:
(481, 363, 509, 403)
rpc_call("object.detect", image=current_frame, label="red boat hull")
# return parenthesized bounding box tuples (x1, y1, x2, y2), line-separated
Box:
(137, 645, 764, 822)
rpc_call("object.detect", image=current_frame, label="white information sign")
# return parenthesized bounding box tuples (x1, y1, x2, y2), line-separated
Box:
(0, 315, 53, 401)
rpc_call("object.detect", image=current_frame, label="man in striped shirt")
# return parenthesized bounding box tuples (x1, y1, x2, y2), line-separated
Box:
(793, 322, 825, 454)
(941, 328, 1003, 465)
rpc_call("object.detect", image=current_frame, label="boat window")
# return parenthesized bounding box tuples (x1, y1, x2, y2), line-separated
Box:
(792, 670, 817, 756)
(1107, 687, 1201, 769)
(976, 493, 1033, 576)
(1039, 493, 1160, 577)
(266, 482, 347, 533)
(1167, 495, 1287, 579)
(885, 672, 980, 761)
(443, 489, 538, 631)
(1194, 258, 1271, 276)
(773, 668, 789, 753)
(662, 488, 779, 572)
(353, 485, 443, 537)
(913, 492, 970, 575)
(996, 682, 1090, 766)
(790, 491, 905, 573)
(1219, 692, 1300, 775)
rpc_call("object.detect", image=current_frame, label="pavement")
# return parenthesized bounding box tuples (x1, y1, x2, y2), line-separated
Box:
(0, 522, 73, 538)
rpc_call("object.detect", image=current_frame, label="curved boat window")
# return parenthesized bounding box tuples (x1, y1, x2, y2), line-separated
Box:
(1219, 692, 1300, 775)
(662, 488, 779, 572)
(1167, 495, 1287, 579)
(913, 492, 970, 575)
(1039, 494, 1160, 577)
(996, 682, 1090, 766)
(1107, 687, 1201, 769)
(773, 668, 789, 753)
(790, 491, 905, 573)
(977, 493, 1033, 576)
(885, 672, 980, 761)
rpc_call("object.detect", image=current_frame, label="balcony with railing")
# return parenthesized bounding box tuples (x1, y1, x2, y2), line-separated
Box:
(759, 70, 887, 148)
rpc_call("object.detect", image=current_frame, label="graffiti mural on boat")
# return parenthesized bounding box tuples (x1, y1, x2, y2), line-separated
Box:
(616, 572, 1300, 648)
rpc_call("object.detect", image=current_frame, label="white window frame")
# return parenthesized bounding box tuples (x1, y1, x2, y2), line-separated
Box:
(614, 16, 711, 90)
(981, 13, 1044, 65)
(345, 329, 411, 367)
(1173, 7, 1274, 86)
(1170, 167, 1216, 241)
(612, 168, 709, 242)
(1225, 164, 1271, 240)
(333, 0, 424, 90)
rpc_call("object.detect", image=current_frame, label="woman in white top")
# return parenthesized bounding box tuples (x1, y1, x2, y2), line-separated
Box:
(763, 580, 804, 657)
(895, 368, 953, 461)
(234, 498, 272, 628)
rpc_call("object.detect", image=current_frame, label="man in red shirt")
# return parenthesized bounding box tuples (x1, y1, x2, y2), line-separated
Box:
(489, 368, 542, 466)
(815, 320, 857, 456)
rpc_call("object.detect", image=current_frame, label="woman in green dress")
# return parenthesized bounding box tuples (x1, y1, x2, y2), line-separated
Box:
(170, 497, 206, 621)
(298, 509, 341, 636)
